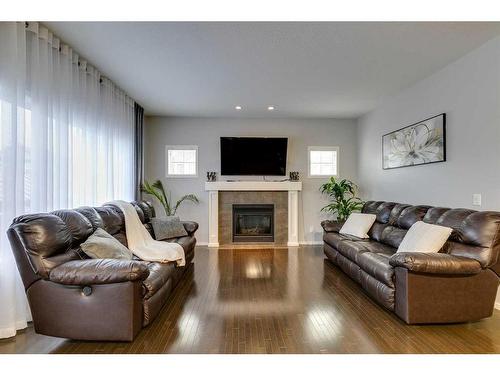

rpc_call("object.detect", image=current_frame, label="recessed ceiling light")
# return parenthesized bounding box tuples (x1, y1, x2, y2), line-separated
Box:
(267, 106, 275, 111)
(235, 105, 242, 110)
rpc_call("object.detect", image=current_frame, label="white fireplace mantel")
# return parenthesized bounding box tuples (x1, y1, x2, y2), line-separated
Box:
(205, 181, 302, 247)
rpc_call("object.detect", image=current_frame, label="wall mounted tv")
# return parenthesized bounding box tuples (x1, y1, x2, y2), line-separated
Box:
(220, 137, 288, 176)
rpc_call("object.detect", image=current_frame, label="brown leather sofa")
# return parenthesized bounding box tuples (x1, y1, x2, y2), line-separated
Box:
(322, 201, 500, 324)
(7, 201, 198, 341)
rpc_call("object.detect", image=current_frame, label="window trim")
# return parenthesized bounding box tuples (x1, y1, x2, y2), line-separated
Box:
(165, 145, 199, 178)
(307, 146, 339, 178)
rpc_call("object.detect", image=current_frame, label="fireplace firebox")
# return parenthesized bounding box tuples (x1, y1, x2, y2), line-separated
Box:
(232, 204, 274, 242)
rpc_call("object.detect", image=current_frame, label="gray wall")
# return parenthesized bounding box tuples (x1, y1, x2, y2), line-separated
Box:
(357, 35, 500, 209)
(357, 35, 500, 305)
(144, 117, 358, 244)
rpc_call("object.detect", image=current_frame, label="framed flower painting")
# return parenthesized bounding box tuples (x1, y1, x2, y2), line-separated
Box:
(382, 113, 446, 170)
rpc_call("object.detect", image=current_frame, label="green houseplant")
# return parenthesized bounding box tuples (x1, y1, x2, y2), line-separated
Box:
(320, 177, 364, 221)
(141, 179, 199, 216)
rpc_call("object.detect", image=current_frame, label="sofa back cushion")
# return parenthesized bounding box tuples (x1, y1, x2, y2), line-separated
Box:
(8, 200, 156, 281)
(375, 202, 397, 223)
(380, 226, 408, 249)
(95, 206, 124, 235)
(362, 201, 384, 215)
(396, 206, 431, 229)
(75, 206, 104, 231)
(361, 201, 500, 269)
(51, 209, 93, 247)
(10, 214, 73, 277)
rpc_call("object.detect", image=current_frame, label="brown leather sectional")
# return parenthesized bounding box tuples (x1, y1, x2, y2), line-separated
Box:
(7, 201, 198, 341)
(322, 201, 500, 324)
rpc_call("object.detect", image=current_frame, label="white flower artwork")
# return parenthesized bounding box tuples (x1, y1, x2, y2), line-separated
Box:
(383, 114, 446, 169)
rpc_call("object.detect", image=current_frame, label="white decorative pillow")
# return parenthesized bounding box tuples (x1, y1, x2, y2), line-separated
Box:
(397, 221, 452, 253)
(339, 213, 377, 239)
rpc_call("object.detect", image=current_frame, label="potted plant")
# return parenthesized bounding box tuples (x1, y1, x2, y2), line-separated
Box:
(141, 179, 199, 216)
(319, 177, 364, 222)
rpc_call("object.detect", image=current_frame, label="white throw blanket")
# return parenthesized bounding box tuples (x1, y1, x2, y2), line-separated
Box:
(108, 200, 185, 266)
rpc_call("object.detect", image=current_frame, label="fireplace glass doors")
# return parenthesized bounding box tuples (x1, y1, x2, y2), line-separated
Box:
(232, 204, 274, 242)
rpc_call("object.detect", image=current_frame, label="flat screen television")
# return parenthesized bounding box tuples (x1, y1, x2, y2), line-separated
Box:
(220, 137, 288, 176)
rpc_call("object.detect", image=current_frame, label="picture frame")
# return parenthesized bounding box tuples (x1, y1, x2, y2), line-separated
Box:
(382, 113, 446, 170)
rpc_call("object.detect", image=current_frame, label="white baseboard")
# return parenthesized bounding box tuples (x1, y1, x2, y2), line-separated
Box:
(196, 241, 323, 247)
(495, 302, 500, 310)
(299, 241, 323, 245)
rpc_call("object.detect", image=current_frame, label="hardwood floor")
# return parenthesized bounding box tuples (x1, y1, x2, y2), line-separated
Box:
(1, 245, 500, 354)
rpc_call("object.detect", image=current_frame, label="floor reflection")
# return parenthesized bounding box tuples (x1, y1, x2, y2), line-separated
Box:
(2, 245, 499, 354)
(216, 248, 288, 301)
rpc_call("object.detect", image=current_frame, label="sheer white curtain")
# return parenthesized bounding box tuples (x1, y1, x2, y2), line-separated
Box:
(0, 22, 136, 339)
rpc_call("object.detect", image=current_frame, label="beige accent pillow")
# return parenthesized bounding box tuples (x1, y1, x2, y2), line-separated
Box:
(339, 213, 377, 239)
(81, 228, 133, 260)
(397, 221, 452, 253)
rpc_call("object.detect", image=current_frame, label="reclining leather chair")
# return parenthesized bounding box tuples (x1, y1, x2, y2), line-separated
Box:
(7, 201, 198, 341)
(322, 201, 500, 324)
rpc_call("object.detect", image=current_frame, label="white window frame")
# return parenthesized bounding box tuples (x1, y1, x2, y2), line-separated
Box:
(308, 146, 339, 178)
(165, 145, 199, 178)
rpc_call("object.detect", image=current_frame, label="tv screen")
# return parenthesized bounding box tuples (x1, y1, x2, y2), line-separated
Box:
(220, 137, 288, 176)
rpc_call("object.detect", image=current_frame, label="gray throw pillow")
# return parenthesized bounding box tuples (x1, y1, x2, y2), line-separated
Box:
(151, 216, 188, 240)
(81, 228, 133, 260)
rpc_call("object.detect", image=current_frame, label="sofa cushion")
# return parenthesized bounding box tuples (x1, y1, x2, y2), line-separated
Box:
(339, 213, 376, 239)
(81, 228, 133, 260)
(457, 211, 500, 248)
(95, 206, 124, 235)
(375, 202, 397, 224)
(51, 209, 93, 247)
(10, 214, 73, 278)
(380, 226, 408, 249)
(337, 240, 370, 263)
(423, 207, 450, 224)
(151, 216, 188, 240)
(142, 262, 176, 298)
(323, 232, 358, 249)
(75, 206, 105, 231)
(357, 241, 396, 256)
(368, 222, 387, 242)
(362, 201, 384, 214)
(324, 232, 344, 248)
(388, 204, 411, 225)
(357, 252, 394, 287)
(397, 221, 452, 253)
(337, 239, 395, 264)
(397, 205, 431, 229)
(436, 208, 476, 241)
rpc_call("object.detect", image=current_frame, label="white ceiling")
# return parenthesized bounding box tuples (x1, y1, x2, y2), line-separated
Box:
(46, 22, 500, 118)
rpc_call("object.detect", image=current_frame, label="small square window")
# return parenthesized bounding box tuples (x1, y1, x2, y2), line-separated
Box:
(308, 146, 339, 177)
(165, 146, 198, 177)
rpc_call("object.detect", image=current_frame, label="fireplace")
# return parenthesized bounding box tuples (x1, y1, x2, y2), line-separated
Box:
(232, 204, 274, 242)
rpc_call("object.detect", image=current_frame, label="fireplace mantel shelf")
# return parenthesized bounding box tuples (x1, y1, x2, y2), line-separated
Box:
(205, 181, 302, 248)
(205, 181, 302, 191)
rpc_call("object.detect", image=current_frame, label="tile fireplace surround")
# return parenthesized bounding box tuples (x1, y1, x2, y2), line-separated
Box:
(205, 181, 302, 247)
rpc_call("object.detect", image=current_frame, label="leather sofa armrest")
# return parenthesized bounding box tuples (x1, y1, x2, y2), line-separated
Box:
(49, 259, 150, 285)
(321, 220, 343, 233)
(389, 252, 482, 275)
(182, 221, 199, 236)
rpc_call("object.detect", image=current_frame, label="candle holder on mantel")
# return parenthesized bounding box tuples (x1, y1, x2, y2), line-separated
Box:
(206, 172, 217, 182)
(289, 171, 300, 181)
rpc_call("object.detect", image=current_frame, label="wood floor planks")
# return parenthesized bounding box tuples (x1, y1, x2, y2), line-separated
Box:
(1, 245, 500, 354)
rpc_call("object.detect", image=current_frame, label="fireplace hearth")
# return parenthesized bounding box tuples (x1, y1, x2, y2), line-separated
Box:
(232, 204, 274, 242)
